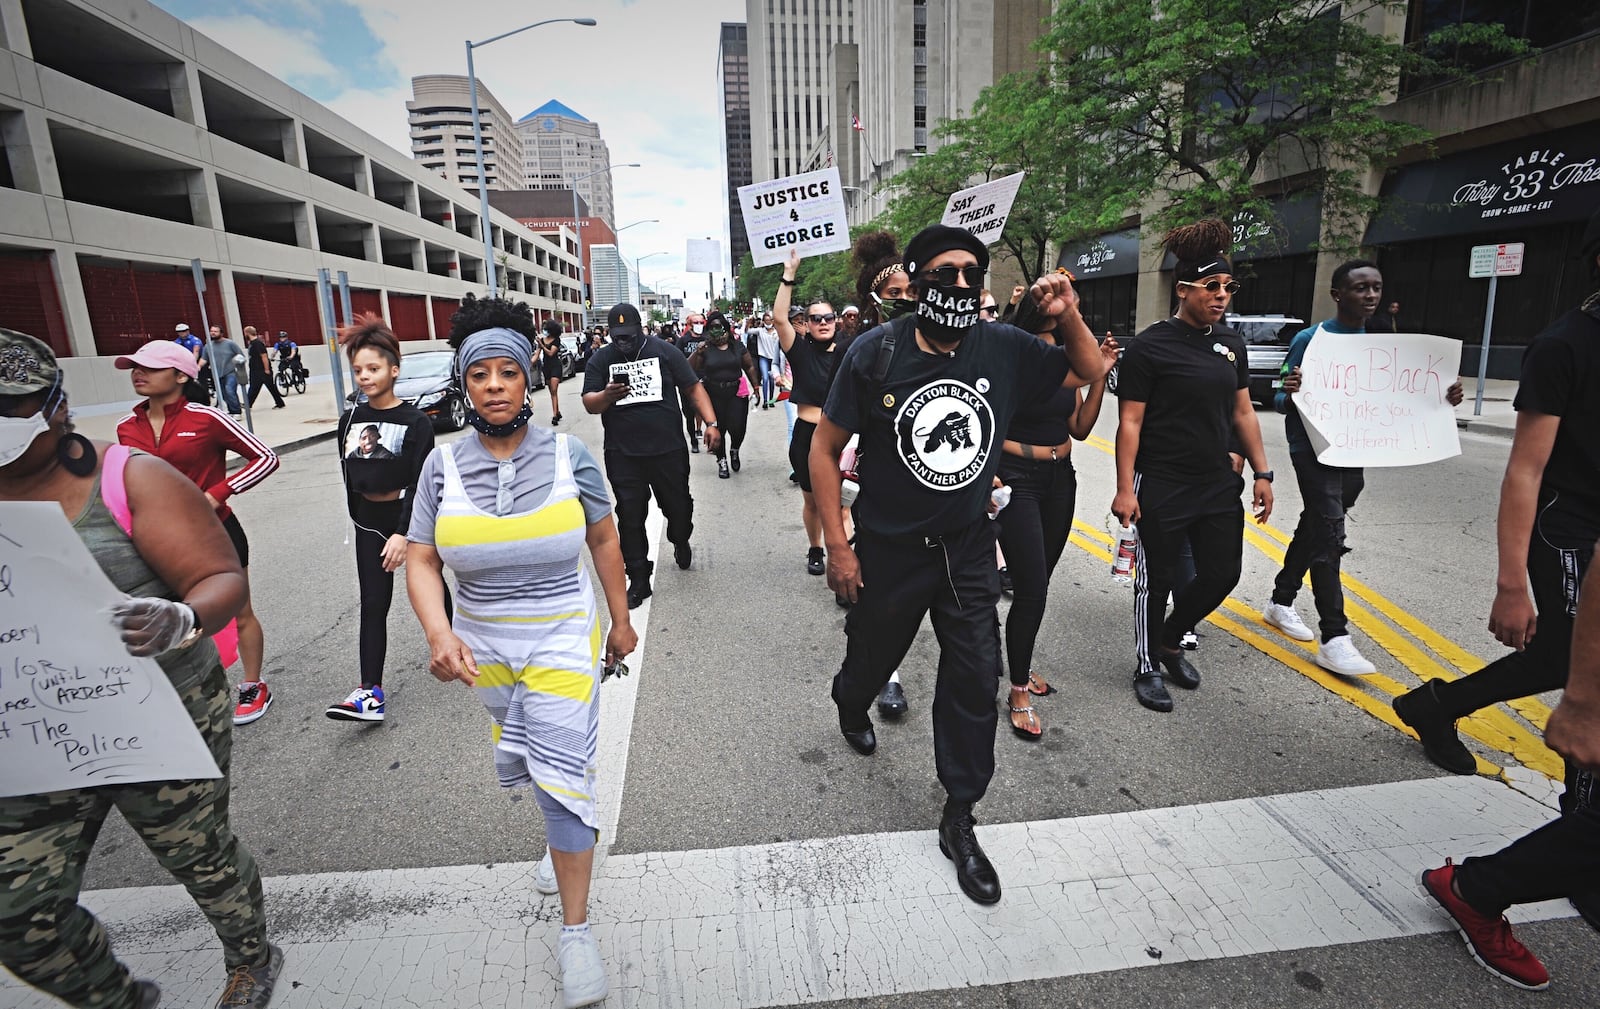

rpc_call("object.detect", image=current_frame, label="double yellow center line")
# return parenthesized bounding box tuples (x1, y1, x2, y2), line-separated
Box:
(1074, 433, 1558, 781)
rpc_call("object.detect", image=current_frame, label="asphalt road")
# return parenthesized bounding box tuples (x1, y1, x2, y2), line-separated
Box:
(71, 383, 1597, 1007)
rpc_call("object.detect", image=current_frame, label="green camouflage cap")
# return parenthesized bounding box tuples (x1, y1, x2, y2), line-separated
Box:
(0, 329, 59, 397)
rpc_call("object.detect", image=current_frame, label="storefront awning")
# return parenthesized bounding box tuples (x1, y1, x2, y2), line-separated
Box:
(1057, 228, 1140, 279)
(1364, 122, 1600, 245)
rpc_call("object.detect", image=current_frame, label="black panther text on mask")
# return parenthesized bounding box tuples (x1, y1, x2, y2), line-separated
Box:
(917, 283, 981, 343)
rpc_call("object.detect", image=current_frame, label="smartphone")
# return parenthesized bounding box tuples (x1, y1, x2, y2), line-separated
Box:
(609, 365, 631, 388)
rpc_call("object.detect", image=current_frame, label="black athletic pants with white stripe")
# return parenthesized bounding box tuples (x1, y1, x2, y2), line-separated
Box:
(831, 518, 1001, 804)
(1132, 472, 1244, 677)
(1442, 496, 1596, 914)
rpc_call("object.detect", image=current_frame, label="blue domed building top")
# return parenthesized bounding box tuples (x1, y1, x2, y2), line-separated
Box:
(519, 100, 589, 123)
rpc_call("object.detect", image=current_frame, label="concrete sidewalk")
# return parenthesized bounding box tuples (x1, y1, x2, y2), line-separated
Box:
(72, 377, 347, 455)
(1454, 377, 1518, 439)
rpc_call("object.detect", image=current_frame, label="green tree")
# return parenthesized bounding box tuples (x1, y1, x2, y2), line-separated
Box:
(1034, 0, 1523, 252)
(736, 229, 876, 318)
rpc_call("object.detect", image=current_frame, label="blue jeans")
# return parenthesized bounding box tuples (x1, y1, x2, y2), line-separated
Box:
(217, 371, 241, 414)
(757, 357, 775, 403)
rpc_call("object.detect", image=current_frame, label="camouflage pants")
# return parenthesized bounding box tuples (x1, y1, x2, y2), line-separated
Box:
(0, 661, 267, 1009)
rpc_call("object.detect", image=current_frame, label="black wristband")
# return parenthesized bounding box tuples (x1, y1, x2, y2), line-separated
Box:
(780, 277, 797, 286)
(1253, 470, 1274, 483)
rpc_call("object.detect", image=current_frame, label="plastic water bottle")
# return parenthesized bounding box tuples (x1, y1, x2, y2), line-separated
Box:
(1111, 523, 1137, 583)
(840, 478, 861, 509)
(988, 484, 1012, 519)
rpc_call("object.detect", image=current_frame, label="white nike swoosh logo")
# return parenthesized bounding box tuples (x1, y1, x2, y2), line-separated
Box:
(1197, 261, 1221, 273)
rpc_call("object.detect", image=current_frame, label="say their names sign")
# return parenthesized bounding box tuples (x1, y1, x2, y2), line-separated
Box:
(1291, 330, 1463, 468)
(738, 168, 850, 267)
(941, 172, 1025, 245)
(0, 502, 221, 797)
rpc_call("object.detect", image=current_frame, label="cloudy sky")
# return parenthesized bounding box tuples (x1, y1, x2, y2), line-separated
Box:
(153, 0, 747, 305)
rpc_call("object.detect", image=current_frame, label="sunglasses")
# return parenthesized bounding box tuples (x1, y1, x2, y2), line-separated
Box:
(1178, 279, 1242, 294)
(979, 305, 999, 317)
(808, 313, 837, 324)
(920, 264, 986, 288)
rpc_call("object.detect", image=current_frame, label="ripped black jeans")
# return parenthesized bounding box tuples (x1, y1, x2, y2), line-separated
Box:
(1270, 453, 1365, 643)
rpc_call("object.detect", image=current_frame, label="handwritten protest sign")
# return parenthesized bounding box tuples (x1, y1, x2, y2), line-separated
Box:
(941, 172, 1025, 245)
(0, 502, 220, 796)
(609, 357, 664, 406)
(738, 168, 850, 267)
(1291, 329, 1463, 467)
(685, 238, 722, 274)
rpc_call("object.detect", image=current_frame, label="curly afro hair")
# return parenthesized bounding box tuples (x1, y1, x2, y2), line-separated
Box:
(446, 294, 538, 351)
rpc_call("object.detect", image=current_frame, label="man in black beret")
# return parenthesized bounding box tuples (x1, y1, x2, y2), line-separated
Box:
(808, 224, 1107, 905)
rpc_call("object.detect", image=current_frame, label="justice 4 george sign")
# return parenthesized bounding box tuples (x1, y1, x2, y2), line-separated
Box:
(738, 168, 850, 267)
(0, 502, 219, 796)
(1291, 331, 1463, 468)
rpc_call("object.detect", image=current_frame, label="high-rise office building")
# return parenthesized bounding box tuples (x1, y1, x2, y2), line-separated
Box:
(746, 0, 856, 184)
(718, 23, 754, 273)
(514, 101, 616, 228)
(408, 75, 527, 190)
(588, 245, 639, 309)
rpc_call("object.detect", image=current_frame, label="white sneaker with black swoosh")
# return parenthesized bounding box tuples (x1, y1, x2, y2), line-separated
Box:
(325, 685, 385, 722)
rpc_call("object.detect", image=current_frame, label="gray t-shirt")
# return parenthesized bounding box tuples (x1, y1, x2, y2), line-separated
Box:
(408, 427, 612, 545)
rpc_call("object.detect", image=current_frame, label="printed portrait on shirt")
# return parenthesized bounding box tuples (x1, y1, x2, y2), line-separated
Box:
(345, 422, 406, 461)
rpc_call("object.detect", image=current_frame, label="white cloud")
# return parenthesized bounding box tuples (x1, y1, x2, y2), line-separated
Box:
(186, 14, 344, 88)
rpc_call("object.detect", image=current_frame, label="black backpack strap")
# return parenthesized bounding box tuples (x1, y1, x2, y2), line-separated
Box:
(873, 315, 912, 383)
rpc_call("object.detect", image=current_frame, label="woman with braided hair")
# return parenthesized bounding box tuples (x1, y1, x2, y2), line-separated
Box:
(1110, 218, 1276, 713)
(854, 230, 915, 329)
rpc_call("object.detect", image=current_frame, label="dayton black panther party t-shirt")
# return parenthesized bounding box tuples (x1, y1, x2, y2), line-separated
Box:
(826, 317, 1070, 538)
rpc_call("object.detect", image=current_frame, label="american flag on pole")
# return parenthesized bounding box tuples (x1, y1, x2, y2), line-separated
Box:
(826, 147, 834, 167)
(851, 114, 865, 132)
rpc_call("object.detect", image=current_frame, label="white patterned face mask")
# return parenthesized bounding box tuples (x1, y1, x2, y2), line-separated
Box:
(0, 409, 50, 468)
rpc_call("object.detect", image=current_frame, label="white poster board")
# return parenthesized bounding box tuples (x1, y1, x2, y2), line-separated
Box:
(0, 502, 221, 796)
(940, 171, 1025, 245)
(608, 357, 664, 406)
(1291, 329, 1463, 467)
(737, 168, 850, 267)
(685, 238, 722, 274)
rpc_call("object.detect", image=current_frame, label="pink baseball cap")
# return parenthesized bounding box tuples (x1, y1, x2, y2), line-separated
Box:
(115, 340, 199, 379)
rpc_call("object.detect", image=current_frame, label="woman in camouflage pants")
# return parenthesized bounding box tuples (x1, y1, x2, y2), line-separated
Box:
(0, 330, 280, 1009)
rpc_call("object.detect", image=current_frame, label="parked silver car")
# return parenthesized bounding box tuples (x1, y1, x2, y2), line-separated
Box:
(1227, 315, 1304, 405)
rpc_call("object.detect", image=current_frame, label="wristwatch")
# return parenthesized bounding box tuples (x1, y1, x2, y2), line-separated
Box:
(1253, 470, 1274, 483)
(176, 603, 205, 650)
(705, 421, 720, 428)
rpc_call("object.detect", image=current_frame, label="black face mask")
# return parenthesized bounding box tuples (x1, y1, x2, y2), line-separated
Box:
(916, 281, 981, 345)
(466, 403, 533, 437)
(613, 333, 640, 356)
(874, 293, 918, 320)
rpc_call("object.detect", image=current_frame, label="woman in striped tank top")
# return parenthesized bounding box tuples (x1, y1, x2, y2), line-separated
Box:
(405, 318, 635, 1009)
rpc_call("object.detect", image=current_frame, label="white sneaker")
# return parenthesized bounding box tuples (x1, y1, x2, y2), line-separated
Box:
(1316, 634, 1377, 676)
(1262, 602, 1315, 641)
(558, 931, 607, 1008)
(533, 850, 559, 895)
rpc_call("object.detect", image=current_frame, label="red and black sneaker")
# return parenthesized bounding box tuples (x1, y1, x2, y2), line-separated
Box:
(1421, 859, 1550, 990)
(233, 681, 273, 726)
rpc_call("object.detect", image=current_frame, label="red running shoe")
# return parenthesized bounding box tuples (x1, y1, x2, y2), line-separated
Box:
(1421, 859, 1549, 990)
(233, 681, 273, 726)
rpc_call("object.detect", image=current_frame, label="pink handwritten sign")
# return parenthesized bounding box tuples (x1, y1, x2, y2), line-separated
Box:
(1291, 329, 1463, 467)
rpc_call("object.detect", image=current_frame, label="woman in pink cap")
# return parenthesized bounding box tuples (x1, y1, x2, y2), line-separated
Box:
(114, 340, 281, 725)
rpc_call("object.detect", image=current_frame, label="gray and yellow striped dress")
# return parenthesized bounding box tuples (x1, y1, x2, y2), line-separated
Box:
(433, 435, 601, 831)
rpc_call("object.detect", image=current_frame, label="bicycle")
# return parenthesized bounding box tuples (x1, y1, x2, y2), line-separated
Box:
(275, 355, 307, 395)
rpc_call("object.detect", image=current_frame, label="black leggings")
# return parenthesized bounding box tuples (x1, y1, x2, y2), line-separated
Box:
(704, 381, 749, 459)
(353, 498, 451, 686)
(995, 454, 1077, 685)
(1132, 473, 1244, 676)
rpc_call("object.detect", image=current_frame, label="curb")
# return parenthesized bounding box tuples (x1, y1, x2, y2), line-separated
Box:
(271, 429, 339, 455)
(1456, 418, 1515, 441)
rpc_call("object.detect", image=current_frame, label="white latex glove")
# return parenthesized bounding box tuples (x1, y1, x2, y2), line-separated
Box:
(109, 597, 195, 657)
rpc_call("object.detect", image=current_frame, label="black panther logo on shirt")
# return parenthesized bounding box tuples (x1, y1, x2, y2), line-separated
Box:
(894, 379, 994, 490)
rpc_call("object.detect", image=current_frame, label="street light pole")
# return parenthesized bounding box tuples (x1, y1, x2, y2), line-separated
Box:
(466, 17, 597, 299)
(570, 163, 640, 325)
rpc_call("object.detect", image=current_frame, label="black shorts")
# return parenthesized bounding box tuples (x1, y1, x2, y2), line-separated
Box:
(221, 512, 250, 568)
(789, 418, 817, 492)
(542, 356, 562, 381)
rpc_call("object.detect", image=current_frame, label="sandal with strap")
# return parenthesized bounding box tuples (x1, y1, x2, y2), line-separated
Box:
(1027, 671, 1057, 696)
(1008, 689, 1043, 740)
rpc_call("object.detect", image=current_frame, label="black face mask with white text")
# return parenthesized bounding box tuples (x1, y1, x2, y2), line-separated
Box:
(916, 282, 981, 345)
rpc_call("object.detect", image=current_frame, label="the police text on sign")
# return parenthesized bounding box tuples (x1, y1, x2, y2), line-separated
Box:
(940, 172, 1025, 246)
(1291, 329, 1463, 468)
(738, 168, 850, 267)
(0, 502, 221, 797)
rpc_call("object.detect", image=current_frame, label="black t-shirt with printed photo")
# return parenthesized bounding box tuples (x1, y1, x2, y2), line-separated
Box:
(1117, 317, 1248, 484)
(583, 335, 702, 457)
(1513, 303, 1600, 526)
(825, 318, 1070, 538)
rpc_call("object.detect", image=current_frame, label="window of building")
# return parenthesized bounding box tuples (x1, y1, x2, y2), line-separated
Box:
(913, 22, 926, 47)
(913, 107, 926, 128)
(1404, 0, 1600, 93)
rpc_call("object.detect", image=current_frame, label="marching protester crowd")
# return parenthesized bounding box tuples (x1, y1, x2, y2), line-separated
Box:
(0, 207, 1595, 1008)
